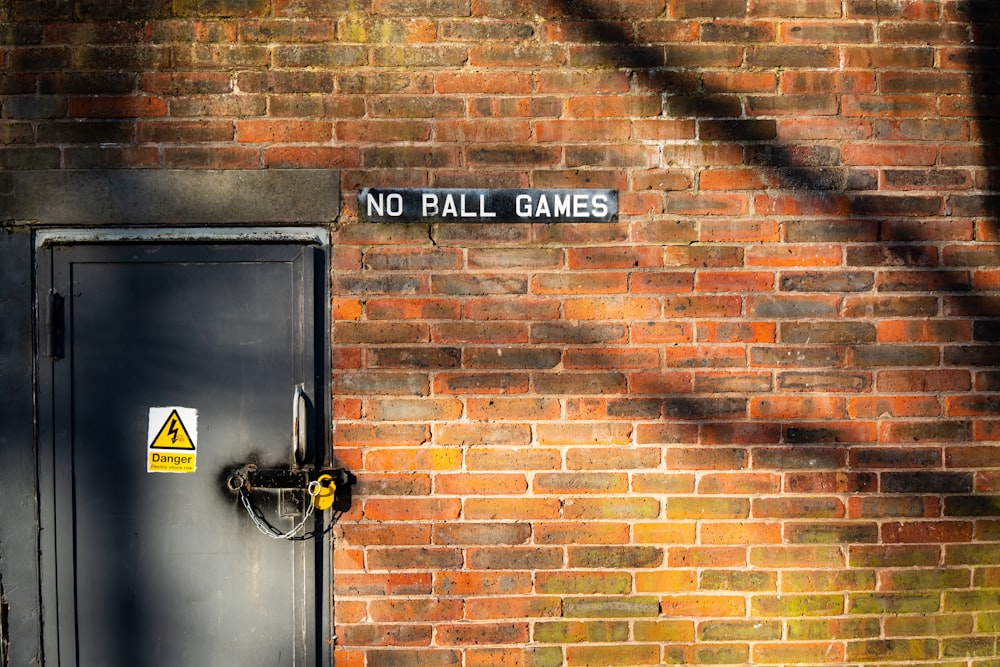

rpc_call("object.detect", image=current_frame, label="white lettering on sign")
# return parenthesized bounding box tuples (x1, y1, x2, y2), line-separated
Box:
(515, 192, 611, 219)
(367, 192, 403, 217)
(360, 188, 618, 223)
(591, 194, 610, 218)
(422, 193, 497, 218)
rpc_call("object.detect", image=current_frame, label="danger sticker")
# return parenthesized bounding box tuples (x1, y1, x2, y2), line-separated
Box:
(147, 407, 198, 473)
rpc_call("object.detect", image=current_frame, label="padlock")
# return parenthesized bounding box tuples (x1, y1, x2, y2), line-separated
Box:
(311, 473, 337, 510)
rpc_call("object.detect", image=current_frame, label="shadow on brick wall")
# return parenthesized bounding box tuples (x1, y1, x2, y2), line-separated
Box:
(543, 0, 1000, 511)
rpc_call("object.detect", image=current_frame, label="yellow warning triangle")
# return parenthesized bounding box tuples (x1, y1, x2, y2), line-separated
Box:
(149, 409, 196, 450)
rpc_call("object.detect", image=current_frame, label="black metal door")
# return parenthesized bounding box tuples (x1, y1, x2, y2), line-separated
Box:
(36, 242, 329, 667)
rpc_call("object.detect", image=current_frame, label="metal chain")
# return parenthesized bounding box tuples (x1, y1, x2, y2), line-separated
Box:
(238, 483, 320, 540)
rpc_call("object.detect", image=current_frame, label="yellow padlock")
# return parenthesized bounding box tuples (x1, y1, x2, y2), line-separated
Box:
(311, 474, 337, 511)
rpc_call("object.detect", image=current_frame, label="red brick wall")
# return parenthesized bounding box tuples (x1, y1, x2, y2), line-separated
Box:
(5, 0, 1000, 665)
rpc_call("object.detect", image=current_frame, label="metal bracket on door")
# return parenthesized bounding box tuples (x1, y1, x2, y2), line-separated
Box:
(226, 464, 354, 500)
(226, 464, 354, 540)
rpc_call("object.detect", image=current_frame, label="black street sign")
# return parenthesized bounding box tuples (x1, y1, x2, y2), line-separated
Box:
(359, 188, 618, 223)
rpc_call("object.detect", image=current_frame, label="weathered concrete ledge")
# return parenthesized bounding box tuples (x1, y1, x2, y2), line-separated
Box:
(0, 169, 340, 225)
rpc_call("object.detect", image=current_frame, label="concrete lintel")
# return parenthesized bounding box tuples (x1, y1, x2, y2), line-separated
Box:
(0, 169, 340, 225)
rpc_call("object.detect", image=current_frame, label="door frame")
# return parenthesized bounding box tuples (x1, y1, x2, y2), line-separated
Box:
(33, 227, 332, 667)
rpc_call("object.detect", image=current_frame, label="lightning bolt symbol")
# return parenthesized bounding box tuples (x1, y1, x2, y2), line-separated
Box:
(168, 418, 179, 444)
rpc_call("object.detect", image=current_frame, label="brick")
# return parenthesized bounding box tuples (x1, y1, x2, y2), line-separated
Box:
(335, 322, 429, 344)
(433, 322, 527, 344)
(564, 347, 660, 370)
(565, 645, 659, 666)
(168, 94, 266, 117)
(878, 320, 972, 343)
(565, 542, 664, 569)
(694, 371, 772, 393)
(365, 448, 463, 472)
(465, 497, 562, 520)
(850, 345, 940, 368)
(467, 397, 559, 421)
(535, 571, 632, 596)
(846, 244, 938, 268)
(459, 295, 561, 320)
(265, 146, 361, 168)
(631, 322, 693, 344)
(665, 93, 742, 118)
(536, 422, 632, 445)
(848, 496, 941, 519)
(566, 95, 663, 118)
(750, 396, 846, 420)
(843, 94, 937, 118)
(701, 20, 775, 43)
(337, 622, 433, 647)
(566, 447, 662, 470)
(365, 248, 462, 272)
(466, 347, 562, 369)
(566, 296, 665, 321)
(336, 119, 433, 143)
(534, 472, 628, 494)
(368, 598, 463, 623)
(36, 120, 133, 144)
(364, 498, 461, 522)
(881, 20, 969, 44)
(671, 0, 747, 17)
(844, 295, 938, 319)
(667, 447, 747, 470)
(750, 346, 845, 367)
(434, 422, 531, 446)
(781, 70, 875, 94)
(750, 0, 841, 17)
(65, 95, 166, 119)
(162, 146, 260, 169)
(751, 594, 845, 617)
(465, 596, 561, 621)
(236, 120, 333, 143)
(754, 448, 847, 471)
(534, 522, 630, 545)
(747, 45, 838, 68)
(466, 448, 561, 471)
(536, 70, 629, 93)
(63, 146, 162, 169)
(436, 473, 527, 496)
(781, 322, 876, 344)
(534, 620, 629, 644)
(752, 642, 845, 664)
(433, 373, 530, 396)
(889, 613, 973, 639)
(700, 522, 782, 546)
(367, 298, 460, 320)
(843, 143, 938, 166)
(236, 19, 336, 42)
(849, 396, 941, 418)
(628, 371, 691, 392)
(467, 546, 563, 571)
(532, 272, 627, 294)
(785, 522, 879, 544)
(468, 248, 562, 270)
(367, 649, 460, 667)
(846, 639, 938, 663)
(563, 497, 660, 520)
(138, 120, 234, 143)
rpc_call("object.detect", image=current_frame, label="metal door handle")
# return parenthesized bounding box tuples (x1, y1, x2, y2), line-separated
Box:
(293, 384, 307, 465)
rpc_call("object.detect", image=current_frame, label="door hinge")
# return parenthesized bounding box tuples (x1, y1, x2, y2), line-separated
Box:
(46, 290, 65, 360)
